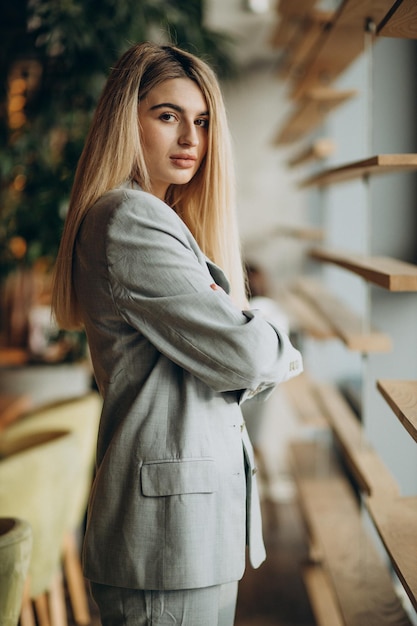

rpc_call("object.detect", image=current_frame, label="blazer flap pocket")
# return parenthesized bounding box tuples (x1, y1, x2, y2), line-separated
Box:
(141, 458, 218, 496)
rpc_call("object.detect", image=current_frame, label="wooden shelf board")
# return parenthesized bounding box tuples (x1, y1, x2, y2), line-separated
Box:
(314, 382, 400, 498)
(277, 286, 336, 340)
(302, 564, 344, 626)
(377, 379, 417, 444)
(378, 0, 417, 39)
(290, 0, 395, 100)
(278, 10, 334, 81)
(272, 224, 325, 240)
(295, 277, 392, 353)
(277, 0, 318, 16)
(309, 247, 417, 292)
(283, 372, 329, 429)
(299, 153, 417, 187)
(288, 138, 335, 167)
(274, 87, 356, 145)
(246, 225, 324, 246)
(290, 439, 412, 625)
(270, 13, 303, 48)
(366, 495, 417, 613)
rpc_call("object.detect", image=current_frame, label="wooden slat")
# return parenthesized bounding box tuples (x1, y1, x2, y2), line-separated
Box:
(295, 277, 392, 352)
(309, 247, 417, 291)
(277, 0, 318, 16)
(0, 393, 32, 431)
(274, 87, 356, 145)
(276, 287, 336, 340)
(291, 0, 395, 99)
(278, 10, 334, 81)
(366, 495, 417, 612)
(290, 440, 412, 626)
(377, 379, 417, 443)
(302, 564, 344, 626)
(299, 153, 417, 187)
(245, 224, 324, 247)
(283, 372, 329, 429)
(271, 224, 325, 240)
(288, 138, 335, 167)
(270, 13, 303, 48)
(378, 0, 417, 39)
(314, 382, 400, 497)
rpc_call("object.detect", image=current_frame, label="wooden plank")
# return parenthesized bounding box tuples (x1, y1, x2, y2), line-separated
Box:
(366, 495, 417, 612)
(278, 10, 334, 81)
(276, 286, 336, 340)
(245, 224, 324, 246)
(274, 87, 356, 145)
(288, 138, 335, 167)
(277, 0, 318, 16)
(299, 153, 417, 187)
(0, 393, 32, 431)
(377, 379, 417, 443)
(309, 247, 417, 291)
(290, 440, 412, 625)
(302, 564, 344, 626)
(295, 277, 392, 352)
(291, 0, 395, 99)
(283, 372, 329, 429)
(378, 0, 417, 39)
(270, 13, 303, 48)
(271, 224, 325, 240)
(314, 382, 400, 497)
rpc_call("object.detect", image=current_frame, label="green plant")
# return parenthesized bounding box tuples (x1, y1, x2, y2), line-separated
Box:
(0, 0, 236, 279)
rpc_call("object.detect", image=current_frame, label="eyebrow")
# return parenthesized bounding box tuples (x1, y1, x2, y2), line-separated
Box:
(149, 102, 209, 116)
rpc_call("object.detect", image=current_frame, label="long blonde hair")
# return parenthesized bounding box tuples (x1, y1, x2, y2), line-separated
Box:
(52, 42, 246, 329)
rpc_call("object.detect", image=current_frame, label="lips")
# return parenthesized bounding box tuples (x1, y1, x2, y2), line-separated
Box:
(170, 154, 197, 168)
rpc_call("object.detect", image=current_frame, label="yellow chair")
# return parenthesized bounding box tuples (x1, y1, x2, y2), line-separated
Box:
(0, 392, 102, 625)
(0, 430, 81, 626)
(0, 517, 32, 626)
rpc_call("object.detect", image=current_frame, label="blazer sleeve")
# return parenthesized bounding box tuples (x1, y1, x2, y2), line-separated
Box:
(104, 190, 302, 397)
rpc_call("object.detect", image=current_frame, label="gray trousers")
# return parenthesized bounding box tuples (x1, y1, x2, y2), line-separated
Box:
(90, 580, 238, 626)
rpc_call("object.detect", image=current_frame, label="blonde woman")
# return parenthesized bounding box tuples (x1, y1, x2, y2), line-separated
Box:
(52, 42, 302, 626)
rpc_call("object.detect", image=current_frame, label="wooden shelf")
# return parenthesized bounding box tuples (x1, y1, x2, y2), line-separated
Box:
(245, 224, 324, 247)
(287, 138, 335, 167)
(290, 439, 412, 625)
(299, 153, 417, 187)
(277, 0, 318, 16)
(290, 0, 395, 100)
(377, 379, 417, 444)
(283, 372, 329, 429)
(277, 286, 336, 340)
(302, 564, 344, 626)
(277, 10, 334, 81)
(314, 382, 400, 498)
(309, 247, 417, 291)
(295, 277, 392, 352)
(378, 0, 417, 39)
(366, 495, 417, 613)
(274, 87, 356, 145)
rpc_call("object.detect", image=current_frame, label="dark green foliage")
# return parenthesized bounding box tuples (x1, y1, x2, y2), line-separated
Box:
(0, 0, 236, 278)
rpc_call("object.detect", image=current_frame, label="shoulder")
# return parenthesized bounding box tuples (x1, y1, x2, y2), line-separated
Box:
(88, 186, 187, 238)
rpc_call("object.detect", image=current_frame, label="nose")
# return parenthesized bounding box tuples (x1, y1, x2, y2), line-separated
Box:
(179, 121, 198, 146)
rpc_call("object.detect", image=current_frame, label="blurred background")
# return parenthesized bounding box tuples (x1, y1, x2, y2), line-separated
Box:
(1, 1, 417, 625)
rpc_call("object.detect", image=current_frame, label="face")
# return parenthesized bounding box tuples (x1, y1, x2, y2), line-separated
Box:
(138, 77, 209, 201)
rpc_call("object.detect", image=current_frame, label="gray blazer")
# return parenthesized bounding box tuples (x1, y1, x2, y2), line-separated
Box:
(74, 183, 302, 591)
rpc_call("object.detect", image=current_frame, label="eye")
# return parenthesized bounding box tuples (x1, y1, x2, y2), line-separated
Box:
(159, 112, 177, 122)
(195, 118, 209, 128)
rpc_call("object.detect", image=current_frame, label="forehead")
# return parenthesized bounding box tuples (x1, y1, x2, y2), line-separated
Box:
(142, 77, 208, 112)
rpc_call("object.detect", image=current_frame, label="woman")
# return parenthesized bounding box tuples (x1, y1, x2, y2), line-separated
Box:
(52, 42, 302, 626)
